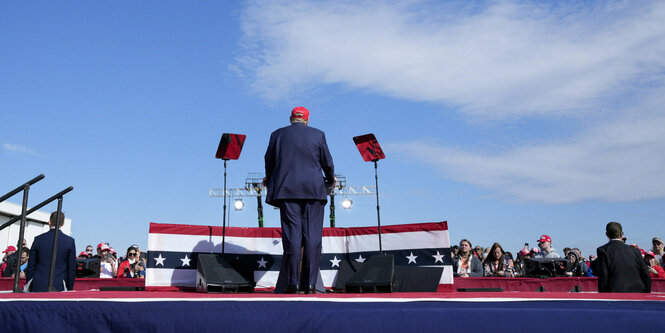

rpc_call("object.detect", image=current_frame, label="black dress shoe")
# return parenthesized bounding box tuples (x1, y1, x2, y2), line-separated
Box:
(284, 285, 300, 294)
(304, 285, 316, 294)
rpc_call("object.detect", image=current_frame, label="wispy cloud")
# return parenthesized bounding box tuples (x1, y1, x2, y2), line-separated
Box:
(236, 1, 665, 203)
(3, 143, 38, 156)
(388, 88, 665, 203)
(237, 1, 665, 119)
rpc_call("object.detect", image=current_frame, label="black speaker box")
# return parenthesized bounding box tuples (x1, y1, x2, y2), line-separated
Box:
(196, 254, 254, 293)
(345, 254, 394, 293)
(393, 266, 443, 292)
(524, 258, 570, 278)
(334, 260, 365, 290)
(76, 259, 100, 278)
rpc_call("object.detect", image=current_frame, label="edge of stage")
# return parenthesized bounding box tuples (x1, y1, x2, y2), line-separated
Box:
(2, 289, 665, 332)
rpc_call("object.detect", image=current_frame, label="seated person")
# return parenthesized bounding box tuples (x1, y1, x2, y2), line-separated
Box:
(565, 251, 592, 277)
(452, 239, 483, 277)
(483, 243, 515, 277)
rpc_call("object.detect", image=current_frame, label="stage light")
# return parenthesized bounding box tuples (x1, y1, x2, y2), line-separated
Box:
(234, 199, 244, 211)
(341, 198, 353, 209)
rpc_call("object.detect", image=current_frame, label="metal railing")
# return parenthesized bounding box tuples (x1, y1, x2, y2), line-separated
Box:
(0, 174, 73, 292)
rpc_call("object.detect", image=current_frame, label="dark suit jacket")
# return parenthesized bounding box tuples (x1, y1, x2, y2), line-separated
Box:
(595, 239, 651, 293)
(26, 229, 76, 292)
(264, 122, 335, 207)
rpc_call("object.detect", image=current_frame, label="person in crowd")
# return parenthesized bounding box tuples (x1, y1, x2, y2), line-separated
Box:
(513, 248, 532, 277)
(530, 247, 540, 256)
(117, 246, 144, 278)
(645, 251, 665, 278)
(563, 247, 572, 257)
(452, 239, 484, 277)
(483, 247, 490, 260)
(483, 243, 515, 277)
(16, 247, 30, 278)
(473, 246, 484, 259)
(85, 245, 94, 257)
(93, 243, 105, 259)
(565, 251, 592, 277)
(652, 237, 664, 266)
(78, 252, 90, 259)
(98, 244, 117, 278)
(0, 246, 17, 276)
(451, 245, 459, 259)
(26, 211, 76, 292)
(592, 221, 650, 293)
(534, 235, 561, 258)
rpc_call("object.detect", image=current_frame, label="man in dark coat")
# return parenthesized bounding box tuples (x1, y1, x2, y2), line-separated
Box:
(594, 221, 651, 293)
(26, 211, 76, 292)
(264, 106, 335, 294)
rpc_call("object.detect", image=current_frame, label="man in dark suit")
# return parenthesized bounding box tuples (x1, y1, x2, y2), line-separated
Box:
(594, 221, 650, 293)
(264, 106, 335, 294)
(26, 211, 76, 292)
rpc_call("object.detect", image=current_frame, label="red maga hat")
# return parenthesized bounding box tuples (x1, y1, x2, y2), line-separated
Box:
(3, 246, 17, 253)
(538, 235, 552, 243)
(290, 106, 309, 120)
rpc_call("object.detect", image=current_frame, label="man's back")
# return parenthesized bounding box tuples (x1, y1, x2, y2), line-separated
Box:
(596, 240, 650, 293)
(264, 122, 334, 205)
(27, 229, 76, 292)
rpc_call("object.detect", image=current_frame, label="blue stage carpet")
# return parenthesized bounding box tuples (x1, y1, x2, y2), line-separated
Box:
(2, 291, 665, 332)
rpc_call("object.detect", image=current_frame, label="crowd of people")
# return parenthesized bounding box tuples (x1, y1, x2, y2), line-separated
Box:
(75, 243, 146, 278)
(451, 234, 665, 279)
(1, 240, 146, 279)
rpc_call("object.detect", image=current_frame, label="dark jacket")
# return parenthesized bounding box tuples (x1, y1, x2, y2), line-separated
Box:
(264, 122, 335, 206)
(26, 229, 76, 292)
(594, 239, 651, 293)
(452, 254, 484, 277)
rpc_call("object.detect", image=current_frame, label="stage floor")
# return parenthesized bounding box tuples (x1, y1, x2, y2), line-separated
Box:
(2, 290, 665, 332)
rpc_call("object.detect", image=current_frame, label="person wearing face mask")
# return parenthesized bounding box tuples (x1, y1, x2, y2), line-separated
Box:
(117, 247, 142, 278)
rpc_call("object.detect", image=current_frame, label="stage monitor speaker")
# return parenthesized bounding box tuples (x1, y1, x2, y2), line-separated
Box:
(334, 260, 365, 291)
(196, 254, 254, 293)
(76, 259, 100, 278)
(393, 266, 443, 292)
(524, 258, 569, 278)
(345, 254, 394, 293)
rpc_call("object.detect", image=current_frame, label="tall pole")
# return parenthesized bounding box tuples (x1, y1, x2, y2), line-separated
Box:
(329, 194, 336, 228)
(13, 185, 30, 293)
(374, 160, 382, 254)
(222, 159, 228, 254)
(256, 193, 264, 228)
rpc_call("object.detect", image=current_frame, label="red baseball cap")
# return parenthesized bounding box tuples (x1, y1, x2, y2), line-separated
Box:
(538, 235, 552, 243)
(3, 246, 16, 253)
(79, 251, 90, 257)
(645, 251, 656, 258)
(97, 243, 105, 249)
(519, 248, 530, 257)
(290, 106, 309, 120)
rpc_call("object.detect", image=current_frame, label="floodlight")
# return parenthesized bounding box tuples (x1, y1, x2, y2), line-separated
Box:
(341, 198, 353, 209)
(234, 199, 244, 211)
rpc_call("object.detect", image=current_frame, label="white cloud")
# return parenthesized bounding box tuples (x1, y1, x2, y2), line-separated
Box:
(236, 1, 665, 203)
(237, 0, 665, 119)
(3, 143, 38, 156)
(388, 88, 665, 203)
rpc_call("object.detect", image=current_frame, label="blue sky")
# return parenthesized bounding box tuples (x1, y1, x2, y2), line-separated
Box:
(2, 1, 664, 257)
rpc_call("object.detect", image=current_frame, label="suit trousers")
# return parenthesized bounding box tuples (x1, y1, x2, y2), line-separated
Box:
(278, 199, 325, 288)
